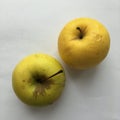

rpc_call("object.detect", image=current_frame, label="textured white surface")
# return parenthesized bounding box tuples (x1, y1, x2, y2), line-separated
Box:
(0, 0, 120, 120)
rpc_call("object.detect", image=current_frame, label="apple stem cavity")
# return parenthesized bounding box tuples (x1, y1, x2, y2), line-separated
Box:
(33, 70, 64, 98)
(33, 70, 63, 84)
(76, 27, 83, 39)
(33, 74, 45, 84)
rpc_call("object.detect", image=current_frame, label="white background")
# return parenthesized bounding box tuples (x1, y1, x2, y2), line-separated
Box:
(0, 0, 120, 120)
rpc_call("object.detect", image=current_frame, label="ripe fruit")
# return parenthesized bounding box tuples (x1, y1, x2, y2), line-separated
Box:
(58, 18, 110, 69)
(12, 53, 65, 106)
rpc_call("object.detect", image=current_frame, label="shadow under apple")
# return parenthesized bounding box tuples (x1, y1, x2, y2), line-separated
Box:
(64, 63, 103, 98)
(65, 63, 99, 82)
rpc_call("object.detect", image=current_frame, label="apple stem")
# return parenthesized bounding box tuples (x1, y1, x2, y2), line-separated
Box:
(47, 70, 63, 80)
(76, 27, 83, 39)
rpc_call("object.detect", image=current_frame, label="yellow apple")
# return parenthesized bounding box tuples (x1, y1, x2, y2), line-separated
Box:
(12, 53, 65, 106)
(58, 18, 110, 69)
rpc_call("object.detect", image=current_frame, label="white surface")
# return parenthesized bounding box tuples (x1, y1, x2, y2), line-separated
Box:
(0, 0, 120, 120)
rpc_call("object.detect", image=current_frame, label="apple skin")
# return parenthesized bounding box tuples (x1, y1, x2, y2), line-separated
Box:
(12, 53, 65, 106)
(58, 18, 110, 69)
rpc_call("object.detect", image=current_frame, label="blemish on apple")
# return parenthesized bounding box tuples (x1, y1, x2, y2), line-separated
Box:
(22, 80, 26, 82)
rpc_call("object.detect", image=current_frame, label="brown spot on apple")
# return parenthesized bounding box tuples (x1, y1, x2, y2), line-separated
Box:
(33, 81, 54, 98)
(22, 80, 26, 82)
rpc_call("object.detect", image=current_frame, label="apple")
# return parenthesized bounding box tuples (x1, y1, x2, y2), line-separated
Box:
(58, 17, 110, 69)
(12, 53, 66, 106)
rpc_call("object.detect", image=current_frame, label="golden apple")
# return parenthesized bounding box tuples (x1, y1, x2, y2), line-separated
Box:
(58, 18, 110, 69)
(12, 53, 65, 106)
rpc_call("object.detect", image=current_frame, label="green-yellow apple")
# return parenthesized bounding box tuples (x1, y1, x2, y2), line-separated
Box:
(58, 17, 110, 69)
(12, 53, 66, 106)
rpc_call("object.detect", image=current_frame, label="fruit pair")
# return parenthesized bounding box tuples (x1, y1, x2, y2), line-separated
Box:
(12, 18, 110, 106)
